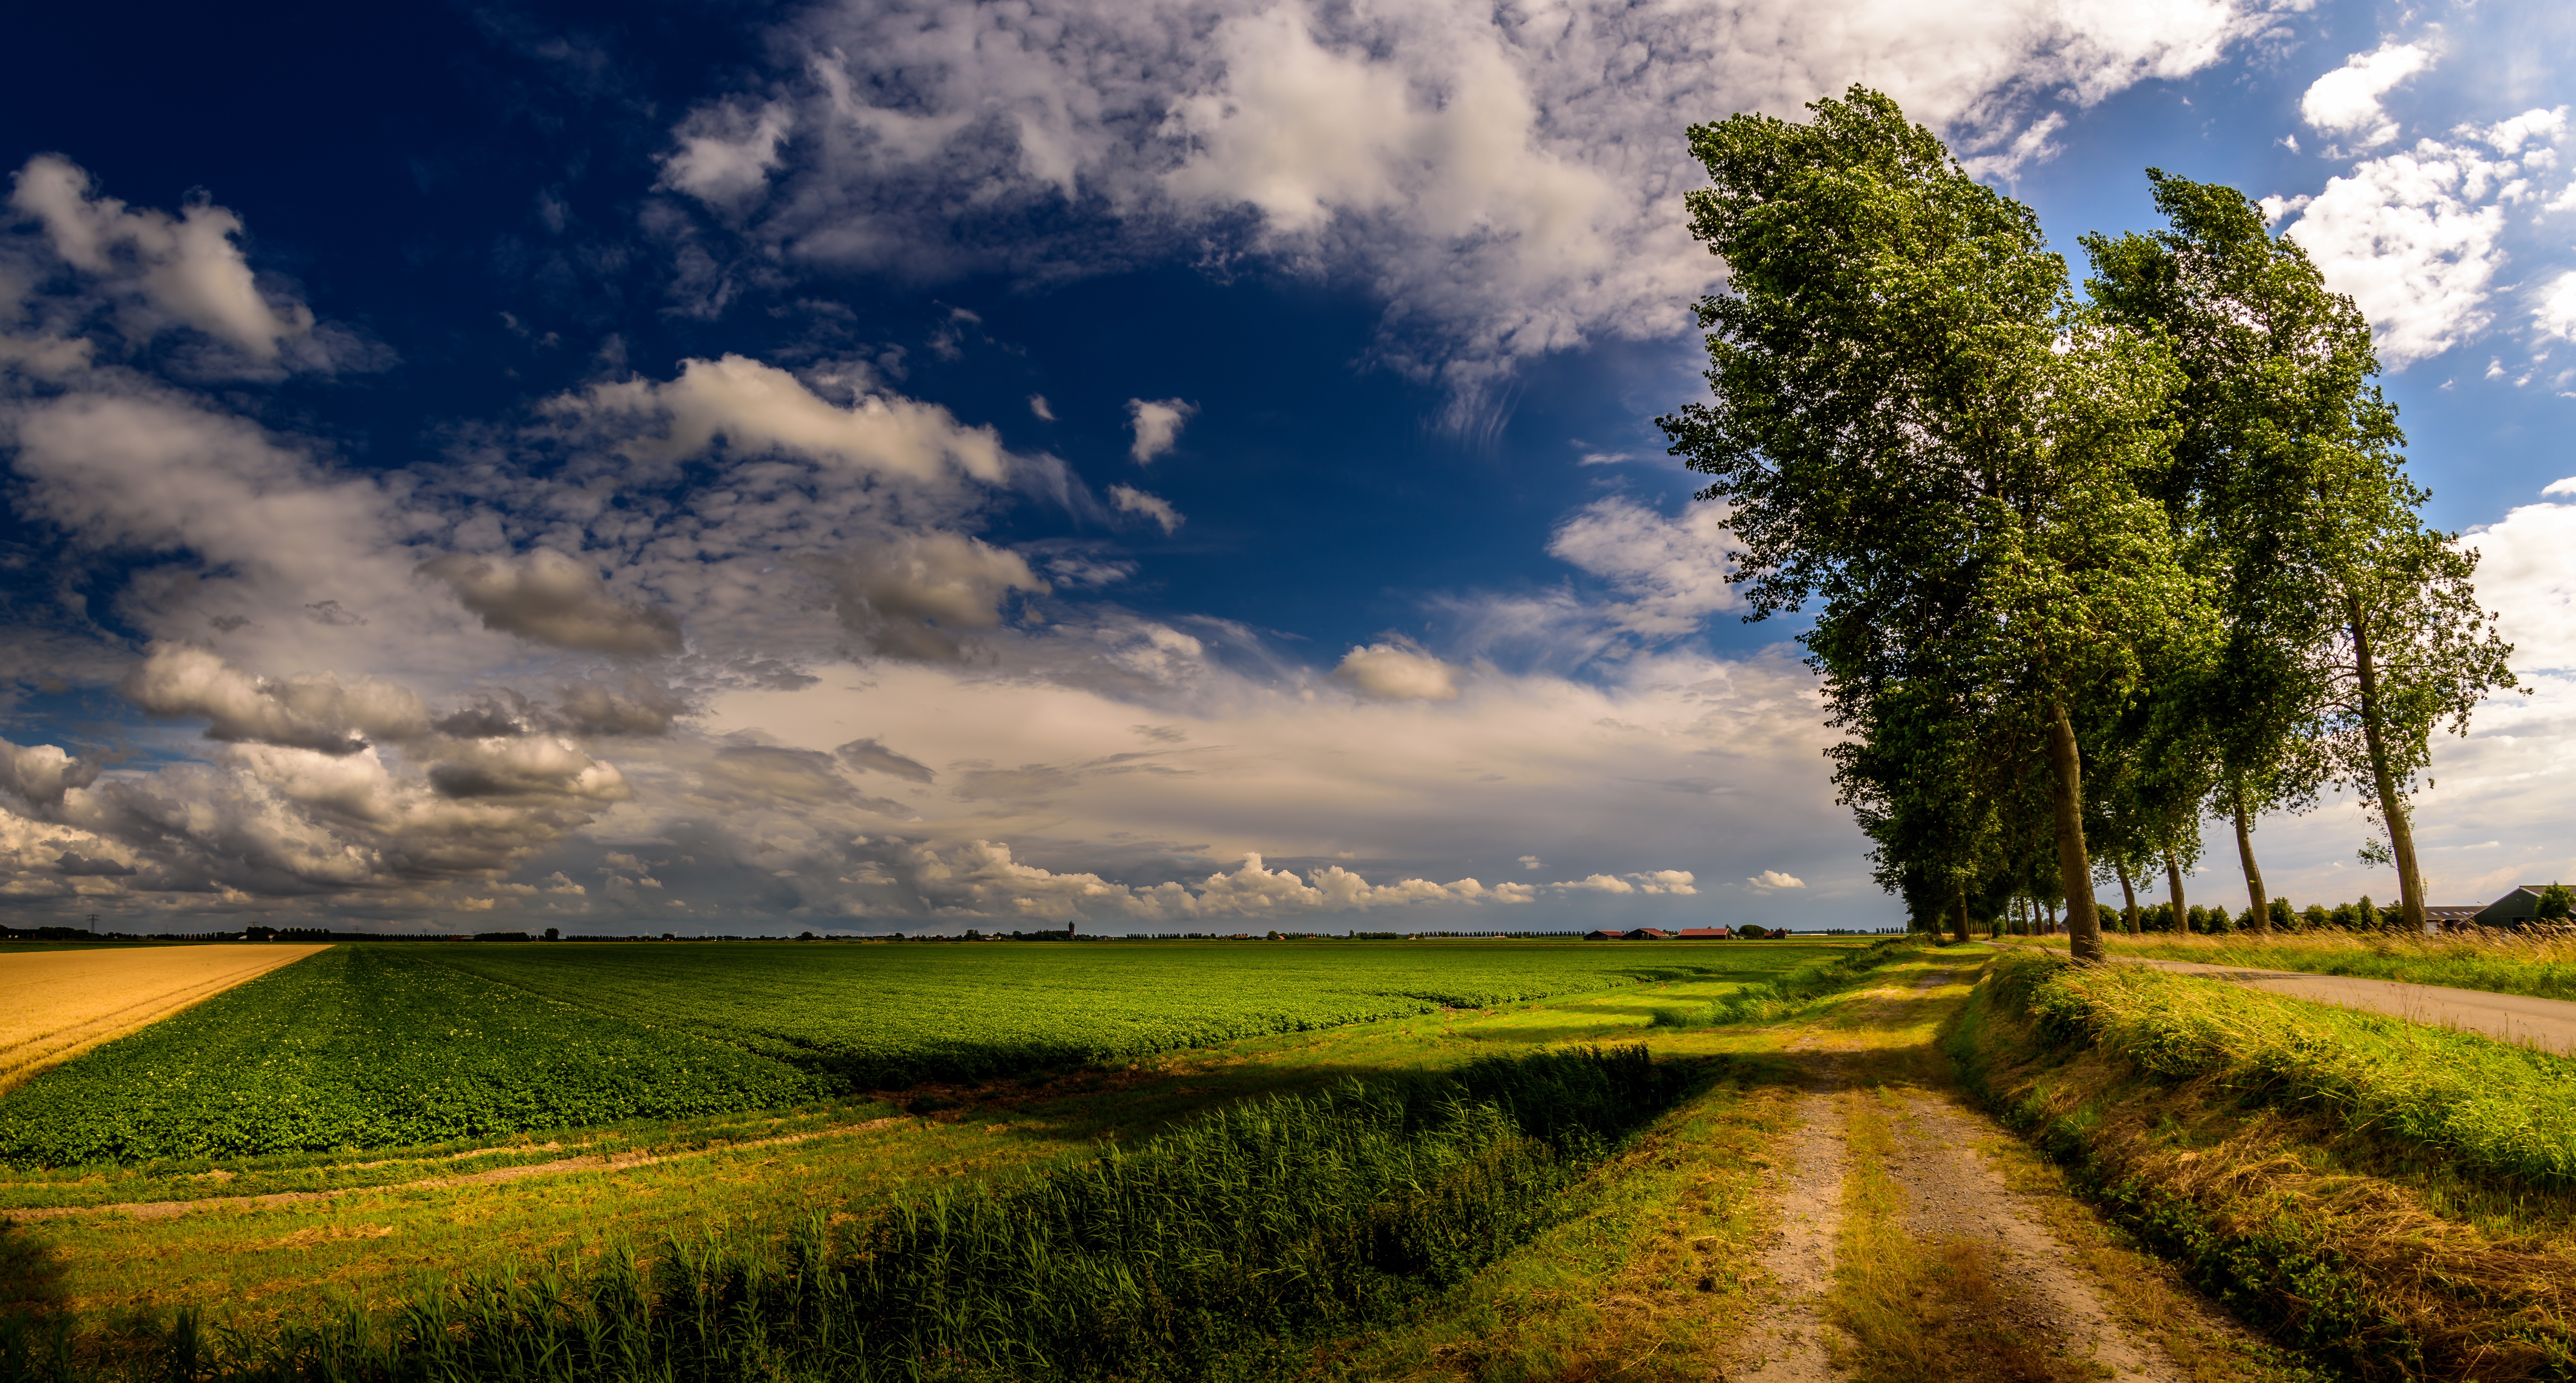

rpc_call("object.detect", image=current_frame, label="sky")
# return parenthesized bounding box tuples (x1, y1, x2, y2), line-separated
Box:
(3, 0, 2575, 936)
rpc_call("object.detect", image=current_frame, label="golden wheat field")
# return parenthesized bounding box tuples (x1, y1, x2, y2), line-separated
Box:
(0, 944, 328, 1093)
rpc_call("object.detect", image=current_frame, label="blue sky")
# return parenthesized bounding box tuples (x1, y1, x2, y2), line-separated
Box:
(3, 0, 2574, 934)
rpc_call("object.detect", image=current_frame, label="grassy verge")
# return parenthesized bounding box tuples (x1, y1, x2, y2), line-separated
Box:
(1953, 950, 2576, 1381)
(2017, 927, 2576, 1004)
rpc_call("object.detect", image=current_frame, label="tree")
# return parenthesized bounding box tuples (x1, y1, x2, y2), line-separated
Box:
(1660, 88, 2200, 962)
(2085, 172, 2512, 932)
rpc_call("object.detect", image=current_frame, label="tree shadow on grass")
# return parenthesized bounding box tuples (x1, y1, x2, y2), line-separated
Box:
(0, 1215, 68, 1319)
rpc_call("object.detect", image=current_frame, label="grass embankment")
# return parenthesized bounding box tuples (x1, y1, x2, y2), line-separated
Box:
(2035, 926, 2576, 1004)
(1955, 950, 2576, 1381)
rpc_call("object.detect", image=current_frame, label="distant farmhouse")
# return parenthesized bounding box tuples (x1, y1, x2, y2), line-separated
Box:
(2471, 885, 2572, 929)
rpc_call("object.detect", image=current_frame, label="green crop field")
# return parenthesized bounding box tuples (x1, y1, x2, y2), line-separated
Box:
(0, 946, 830, 1168)
(0, 939, 1821, 1170)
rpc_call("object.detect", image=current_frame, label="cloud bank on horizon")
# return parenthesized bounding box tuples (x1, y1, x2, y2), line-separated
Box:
(6, 0, 2576, 932)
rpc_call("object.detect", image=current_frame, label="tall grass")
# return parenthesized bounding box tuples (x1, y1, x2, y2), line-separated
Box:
(7, 1047, 1687, 1383)
(2090, 925, 2576, 1004)
(1994, 951, 2576, 1188)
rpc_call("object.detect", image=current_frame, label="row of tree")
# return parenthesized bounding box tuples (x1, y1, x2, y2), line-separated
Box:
(1660, 90, 2518, 958)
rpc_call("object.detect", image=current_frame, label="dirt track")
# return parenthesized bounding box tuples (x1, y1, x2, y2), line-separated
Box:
(1734, 958, 2183, 1380)
(0, 944, 328, 1092)
(2117, 956, 2576, 1054)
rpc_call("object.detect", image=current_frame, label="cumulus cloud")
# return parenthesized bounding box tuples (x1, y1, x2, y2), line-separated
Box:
(7, 154, 316, 364)
(2299, 42, 2431, 149)
(660, 101, 794, 207)
(2262, 104, 2576, 369)
(1748, 869, 1805, 890)
(0, 741, 97, 808)
(420, 549, 684, 656)
(2535, 270, 2576, 344)
(1108, 483, 1184, 534)
(1332, 642, 1461, 701)
(2285, 143, 2508, 365)
(551, 354, 1011, 486)
(2463, 496, 2576, 670)
(818, 532, 1049, 662)
(122, 645, 430, 755)
(655, 0, 2286, 413)
(1127, 397, 1195, 463)
(1547, 498, 1743, 636)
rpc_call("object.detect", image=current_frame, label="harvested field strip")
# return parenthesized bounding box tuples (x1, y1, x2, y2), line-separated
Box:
(1955, 951, 2576, 1381)
(0, 945, 326, 1094)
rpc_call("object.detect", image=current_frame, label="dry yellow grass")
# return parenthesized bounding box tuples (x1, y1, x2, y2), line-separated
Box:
(0, 945, 328, 1093)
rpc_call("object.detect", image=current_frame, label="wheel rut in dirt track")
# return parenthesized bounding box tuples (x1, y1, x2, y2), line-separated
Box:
(1726, 957, 2182, 1382)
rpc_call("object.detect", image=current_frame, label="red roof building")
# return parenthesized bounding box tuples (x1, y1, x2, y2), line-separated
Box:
(1674, 927, 1732, 939)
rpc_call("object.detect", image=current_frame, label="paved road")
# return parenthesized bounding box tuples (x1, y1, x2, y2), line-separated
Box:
(2112, 955, 2576, 1056)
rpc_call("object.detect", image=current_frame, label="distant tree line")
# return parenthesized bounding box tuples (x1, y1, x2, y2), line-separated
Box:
(1662, 89, 2518, 956)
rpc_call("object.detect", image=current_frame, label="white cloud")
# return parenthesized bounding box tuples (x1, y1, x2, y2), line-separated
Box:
(1547, 497, 1743, 636)
(1748, 869, 1805, 890)
(2535, 270, 2576, 343)
(2285, 142, 2507, 365)
(2463, 499, 2576, 670)
(1127, 397, 1196, 463)
(551, 354, 1012, 487)
(7, 155, 316, 364)
(2542, 477, 2576, 498)
(666, 0, 2290, 411)
(660, 101, 794, 207)
(1028, 393, 1055, 420)
(1108, 483, 1184, 534)
(1332, 643, 1461, 701)
(1517, 854, 1541, 870)
(2299, 42, 2431, 149)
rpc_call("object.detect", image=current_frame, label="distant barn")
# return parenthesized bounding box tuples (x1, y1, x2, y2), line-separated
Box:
(2473, 886, 2570, 929)
(1621, 927, 1670, 940)
(1674, 927, 1732, 940)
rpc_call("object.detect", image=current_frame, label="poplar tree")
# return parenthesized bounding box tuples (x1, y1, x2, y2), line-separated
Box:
(2085, 173, 2515, 930)
(1660, 89, 2198, 962)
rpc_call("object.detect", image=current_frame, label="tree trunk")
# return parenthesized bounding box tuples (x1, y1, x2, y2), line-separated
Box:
(1952, 882, 1971, 944)
(2043, 896, 2059, 935)
(2114, 857, 2138, 935)
(2163, 840, 2186, 934)
(2231, 778, 2270, 934)
(2046, 699, 2106, 961)
(2347, 593, 2427, 930)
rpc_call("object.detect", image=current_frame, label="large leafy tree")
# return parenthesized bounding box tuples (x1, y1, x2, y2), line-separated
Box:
(2086, 173, 2515, 930)
(1660, 88, 2198, 962)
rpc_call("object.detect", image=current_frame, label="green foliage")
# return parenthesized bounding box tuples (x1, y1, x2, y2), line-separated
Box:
(1995, 952, 2576, 1187)
(2537, 884, 2574, 923)
(1659, 88, 2202, 957)
(0, 942, 1798, 1168)
(426, 941, 1752, 1090)
(0, 946, 828, 1168)
(97, 1048, 1690, 1383)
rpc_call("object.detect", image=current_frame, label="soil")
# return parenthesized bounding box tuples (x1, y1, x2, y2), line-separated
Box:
(1727, 957, 2184, 1381)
